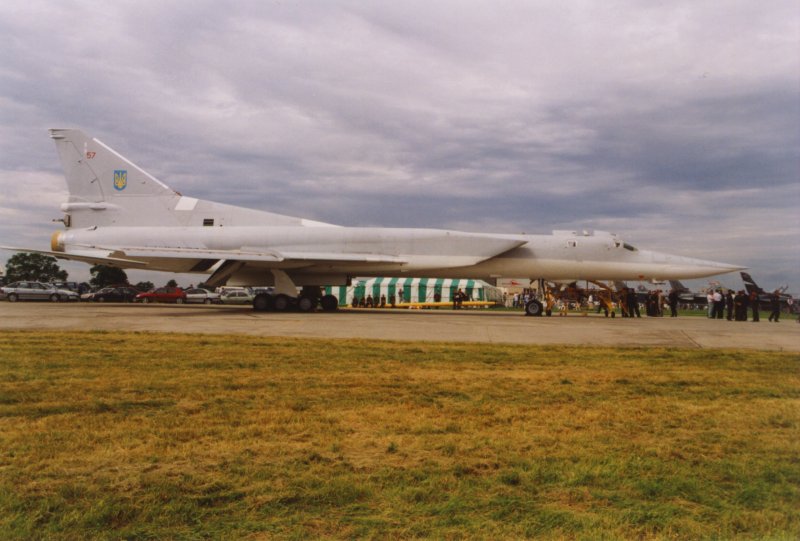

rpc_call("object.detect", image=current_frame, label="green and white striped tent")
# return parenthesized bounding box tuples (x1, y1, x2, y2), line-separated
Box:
(324, 277, 504, 306)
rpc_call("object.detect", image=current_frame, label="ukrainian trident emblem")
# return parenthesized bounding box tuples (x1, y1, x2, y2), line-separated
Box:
(113, 170, 127, 191)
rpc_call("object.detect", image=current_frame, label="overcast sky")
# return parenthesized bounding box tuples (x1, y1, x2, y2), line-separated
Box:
(1, 0, 798, 292)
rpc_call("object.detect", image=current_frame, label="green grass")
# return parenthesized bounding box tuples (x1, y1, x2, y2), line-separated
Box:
(0, 331, 798, 539)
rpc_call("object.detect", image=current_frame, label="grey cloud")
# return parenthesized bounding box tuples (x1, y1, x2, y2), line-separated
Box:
(0, 0, 797, 291)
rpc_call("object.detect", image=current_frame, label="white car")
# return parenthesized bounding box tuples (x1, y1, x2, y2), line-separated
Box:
(220, 290, 255, 304)
(185, 288, 222, 304)
(1, 281, 80, 302)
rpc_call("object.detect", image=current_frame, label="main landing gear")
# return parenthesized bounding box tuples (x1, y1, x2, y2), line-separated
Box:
(251, 270, 338, 313)
(252, 288, 339, 313)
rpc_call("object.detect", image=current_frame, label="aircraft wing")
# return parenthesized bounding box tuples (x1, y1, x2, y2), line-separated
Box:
(107, 235, 525, 268)
(1, 244, 409, 267)
(0, 246, 151, 268)
(119, 246, 408, 265)
(3, 232, 526, 274)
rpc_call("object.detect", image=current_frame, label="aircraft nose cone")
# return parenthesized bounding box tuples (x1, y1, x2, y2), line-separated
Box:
(653, 253, 745, 279)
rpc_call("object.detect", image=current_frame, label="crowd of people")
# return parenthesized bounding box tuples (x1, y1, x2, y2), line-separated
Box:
(512, 285, 792, 321)
(704, 289, 787, 322)
(351, 293, 390, 308)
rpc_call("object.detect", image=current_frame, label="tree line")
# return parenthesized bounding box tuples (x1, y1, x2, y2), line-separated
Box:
(1, 252, 165, 291)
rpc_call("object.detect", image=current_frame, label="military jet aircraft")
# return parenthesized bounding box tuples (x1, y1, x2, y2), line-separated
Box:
(668, 280, 711, 307)
(1, 129, 744, 315)
(740, 272, 794, 306)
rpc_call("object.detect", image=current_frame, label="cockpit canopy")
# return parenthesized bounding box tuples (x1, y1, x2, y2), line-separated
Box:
(552, 229, 638, 251)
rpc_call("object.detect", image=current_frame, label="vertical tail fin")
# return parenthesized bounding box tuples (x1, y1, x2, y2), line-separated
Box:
(668, 280, 689, 292)
(49, 128, 322, 229)
(740, 272, 763, 294)
(50, 129, 181, 227)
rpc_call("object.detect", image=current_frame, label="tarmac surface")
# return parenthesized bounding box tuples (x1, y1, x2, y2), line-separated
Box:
(1, 302, 798, 350)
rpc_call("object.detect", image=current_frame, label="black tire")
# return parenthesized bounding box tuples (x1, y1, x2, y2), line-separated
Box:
(204, 298, 212, 305)
(272, 294, 293, 312)
(297, 295, 317, 313)
(320, 294, 339, 312)
(142, 298, 150, 304)
(525, 299, 544, 317)
(98, 296, 106, 303)
(50, 293, 60, 302)
(176, 298, 185, 304)
(7, 293, 18, 303)
(253, 293, 273, 312)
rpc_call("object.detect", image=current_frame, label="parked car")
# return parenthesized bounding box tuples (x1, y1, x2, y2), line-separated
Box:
(220, 290, 255, 304)
(52, 281, 82, 292)
(1, 281, 80, 302)
(184, 288, 221, 304)
(135, 287, 187, 304)
(86, 286, 141, 303)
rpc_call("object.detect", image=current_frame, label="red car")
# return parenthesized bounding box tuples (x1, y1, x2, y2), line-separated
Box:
(135, 287, 187, 304)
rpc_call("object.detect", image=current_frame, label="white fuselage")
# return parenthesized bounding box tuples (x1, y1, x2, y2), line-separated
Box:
(54, 225, 738, 286)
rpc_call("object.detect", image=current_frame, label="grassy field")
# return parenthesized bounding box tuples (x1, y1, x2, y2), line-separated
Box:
(0, 331, 798, 540)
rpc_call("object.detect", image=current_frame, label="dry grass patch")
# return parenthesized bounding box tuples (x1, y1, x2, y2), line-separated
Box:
(0, 331, 798, 539)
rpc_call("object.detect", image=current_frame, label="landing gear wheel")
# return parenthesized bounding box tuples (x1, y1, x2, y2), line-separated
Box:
(320, 294, 339, 312)
(525, 299, 544, 317)
(297, 295, 317, 313)
(272, 294, 293, 312)
(253, 293, 274, 312)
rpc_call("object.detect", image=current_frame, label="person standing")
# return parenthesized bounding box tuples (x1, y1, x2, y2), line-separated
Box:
(750, 291, 760, 322)
(626, 288, 641, 318)
(726, 291, 735, 321)
(741, 290, 750, 321)
(706, 291, 714, 318)
(768, 291, 781, 322)
(668, 289, 679, 317)
(713, 289, 724, 319)
(733, 291, 746, 321)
